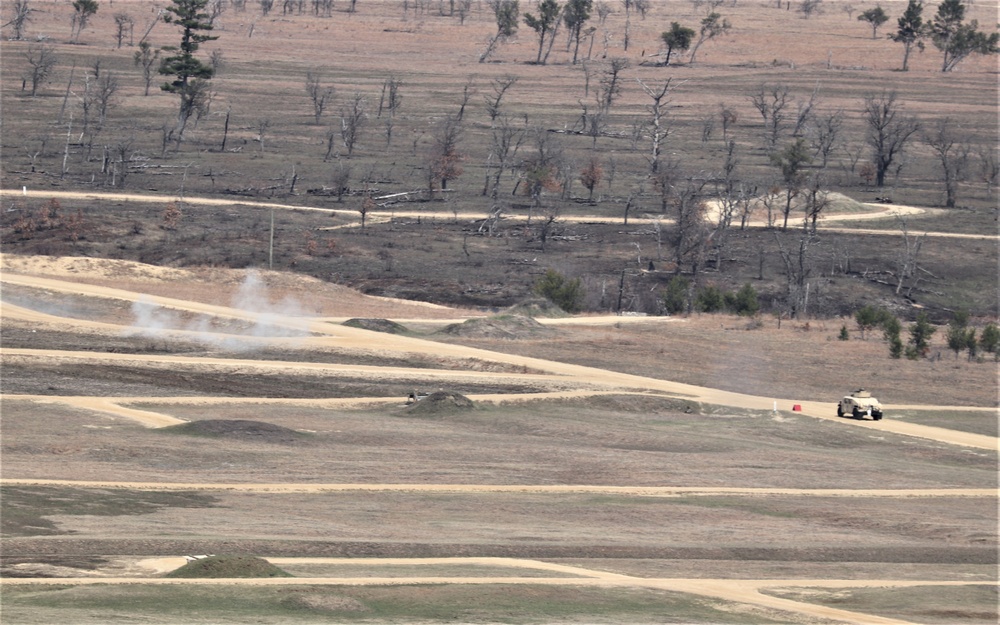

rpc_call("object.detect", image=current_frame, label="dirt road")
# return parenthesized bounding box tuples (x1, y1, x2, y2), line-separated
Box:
(6, 188, 992, 240)
(3, 554, 985, 625)
(2, 478, 991, 498)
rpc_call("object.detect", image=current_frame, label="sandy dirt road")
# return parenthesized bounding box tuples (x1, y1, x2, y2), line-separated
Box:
(3, 554, 989, 625)
(6, 188, 991, 240)
(2, 478, 991, 498)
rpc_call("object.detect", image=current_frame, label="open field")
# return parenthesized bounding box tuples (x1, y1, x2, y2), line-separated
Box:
(2, 0, 998, 622)
(1, 255, 997, 623)
(2, 0, 998, 319)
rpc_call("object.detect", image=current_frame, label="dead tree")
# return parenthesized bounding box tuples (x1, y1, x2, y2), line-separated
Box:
(3, 0, 33, 40)
(749, 83, 791, 149)
(775, 231, 816, 318)
(340, 93, 367, 156)
(895, 216, 926, 296)
(377, 75, 402, 118)
(923, 117, 969, 208)
(305, 71, 334, 124)
(23, 44, 57, 97)
(863, 90, 919, 187)
(637, 77, 673, 175)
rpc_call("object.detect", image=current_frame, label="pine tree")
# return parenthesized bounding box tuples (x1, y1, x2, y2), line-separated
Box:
(159, 0, 218, 147)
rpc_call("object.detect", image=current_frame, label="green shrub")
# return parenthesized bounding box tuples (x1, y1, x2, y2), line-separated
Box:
(695, 285, 725, 313)
(855, 304, 893, 339)
(838, 325, 849, 340)
(661, 275, 689, 314)
(533, 269, 584, 313)
(908, 311, 936, 358)
(980, 322, 1000, 353)
(726, 283, 760, 316)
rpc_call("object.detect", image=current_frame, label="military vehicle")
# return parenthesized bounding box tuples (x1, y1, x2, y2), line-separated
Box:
(837, 389, 884, 420)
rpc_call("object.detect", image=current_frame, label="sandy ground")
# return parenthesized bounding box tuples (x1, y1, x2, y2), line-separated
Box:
(1, 251, 996, 625)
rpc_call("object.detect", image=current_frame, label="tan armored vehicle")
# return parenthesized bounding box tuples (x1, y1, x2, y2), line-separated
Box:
(837, 389, 884, 420)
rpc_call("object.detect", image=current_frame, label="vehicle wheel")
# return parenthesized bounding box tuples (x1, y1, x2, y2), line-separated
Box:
(837, 405, 844, 417)
(852, 407, 862, 419)
(873, 414, 883, 421)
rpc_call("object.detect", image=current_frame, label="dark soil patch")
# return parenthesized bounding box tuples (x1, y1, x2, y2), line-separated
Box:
(165, 555, 292, 578)
(160, 420, 309, 444)
(0, 487, 219, 539)
(342, 318, 409, 334)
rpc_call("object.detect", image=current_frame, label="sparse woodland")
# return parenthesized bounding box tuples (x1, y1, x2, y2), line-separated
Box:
(2, 0, 998, 328)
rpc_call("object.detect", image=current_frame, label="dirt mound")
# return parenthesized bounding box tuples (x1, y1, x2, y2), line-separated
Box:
(165, 555, 292, 578)
(405, 391, 475, 416)
(504, 298, 570, 318)
(160, 419, 307, 443)
(343, 318, 409, 334)
(438, 314, 553, 339)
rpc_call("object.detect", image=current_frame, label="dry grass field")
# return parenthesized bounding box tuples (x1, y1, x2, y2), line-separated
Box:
(1, 256, 997, 623)
(1, 1, 998, 623)
(1, 0, 998, 318)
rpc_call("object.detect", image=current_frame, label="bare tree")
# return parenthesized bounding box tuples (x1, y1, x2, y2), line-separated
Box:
(923, 117, 969, 208)
(637, 77, 673, 175)
(799, 0, 822, 19)
(595, 0, 611, 24)
(481, 115, 526, 234)
(255, 118, 271, 153)
(484, 75, 517, 125)
(4, 0, 34, 40)
(108, 136, 135, 188)
(113, 12, 134, 48)
(93, 69, 120, 125)
(894, 216, 925, 296)
(977, 147, 998, 202)
(775, 232, 817, 318)
(23, 44, 57, 97)
(428, 115, 464, 194)
(207, 0, 227, 24)
(863, 90, 919, 187)
(340, 93, 368, 156)
(22, 135, 48, 172)
(801, 172, 831, 233)
(133, 42, 161, 96)
(621, 0, 632, 51)
(791, 83, 819, 137)
(305, 71, 334, 124)
(377, 75, 402, 118)
(329, 159, 351, 201)
(598, 57, 628, 114)
(808, 110, 844, 169)
(259, 0, 274, 16)
(662, 169, 712, 311)
(518, 128, 563, 224)
(749, 83, 791, 149)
